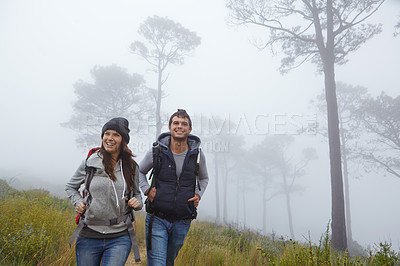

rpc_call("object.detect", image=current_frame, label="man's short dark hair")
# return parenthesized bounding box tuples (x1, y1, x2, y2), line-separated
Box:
(169, 109, 192, 128)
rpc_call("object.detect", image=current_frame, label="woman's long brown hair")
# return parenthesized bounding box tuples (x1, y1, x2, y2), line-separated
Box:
(100, 139, 138, 190)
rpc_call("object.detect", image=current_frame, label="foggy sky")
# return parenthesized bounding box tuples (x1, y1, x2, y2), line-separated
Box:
(1, 0, 400, 251)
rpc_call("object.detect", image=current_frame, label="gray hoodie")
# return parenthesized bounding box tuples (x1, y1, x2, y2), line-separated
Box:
(65, 151, 142, 234)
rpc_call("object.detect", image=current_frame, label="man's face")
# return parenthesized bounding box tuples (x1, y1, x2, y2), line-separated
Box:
(169, 116, 192, 141)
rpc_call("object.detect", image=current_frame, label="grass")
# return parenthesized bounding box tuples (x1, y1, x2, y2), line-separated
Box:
(176, 221, 399, 265)
(0, 180, 76, 265)
(1, 179, 399, 265)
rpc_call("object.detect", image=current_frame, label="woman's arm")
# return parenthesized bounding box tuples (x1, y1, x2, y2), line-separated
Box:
(65, 161, 86, 207)
(130, 167, 143, 211)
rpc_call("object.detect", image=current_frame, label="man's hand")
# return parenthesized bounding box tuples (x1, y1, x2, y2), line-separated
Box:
(146, 187, 157, 202)
(188, 194, 201, 207)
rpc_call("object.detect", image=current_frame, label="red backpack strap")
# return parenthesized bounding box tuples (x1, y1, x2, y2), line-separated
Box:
(87, 147, 101, 159)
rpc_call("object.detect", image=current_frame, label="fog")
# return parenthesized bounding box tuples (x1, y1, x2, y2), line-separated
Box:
(1, 0, 400, 252)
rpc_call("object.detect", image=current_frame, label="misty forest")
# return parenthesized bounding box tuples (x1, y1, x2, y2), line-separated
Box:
(1, 0, 400, 265)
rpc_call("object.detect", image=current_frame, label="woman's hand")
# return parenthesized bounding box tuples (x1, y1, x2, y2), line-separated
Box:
(76, 201, 87, 214)
(127, 197, 141, 209)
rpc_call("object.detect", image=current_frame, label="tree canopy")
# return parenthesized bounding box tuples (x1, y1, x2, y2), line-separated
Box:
(358, 92, 400, 178)
(314, 82, 370, 149)
(62, 64, 151, 149)
(227, 0, 384, 73)
(131, 15, 201, 70)
(130, 16, 201, 136)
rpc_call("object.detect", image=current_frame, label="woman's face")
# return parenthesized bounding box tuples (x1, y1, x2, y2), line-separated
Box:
(102, 129, 122, 155)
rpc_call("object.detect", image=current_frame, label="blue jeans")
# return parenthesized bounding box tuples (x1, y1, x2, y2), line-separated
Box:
(75, 235, 131, 266)
(145, 214, 191, 266)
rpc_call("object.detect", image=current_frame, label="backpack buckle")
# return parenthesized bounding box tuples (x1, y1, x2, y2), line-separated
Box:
(109, 217, 119, 225)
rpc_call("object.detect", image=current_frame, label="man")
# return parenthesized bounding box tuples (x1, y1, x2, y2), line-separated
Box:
(139, 109, 209, 265)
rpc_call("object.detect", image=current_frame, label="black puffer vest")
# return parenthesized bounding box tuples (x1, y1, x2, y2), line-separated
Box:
(150, 133, 200, 220)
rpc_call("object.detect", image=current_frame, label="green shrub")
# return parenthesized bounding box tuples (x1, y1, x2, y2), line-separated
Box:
(0, 184, 75, 265)
(369, 241, 399, 265)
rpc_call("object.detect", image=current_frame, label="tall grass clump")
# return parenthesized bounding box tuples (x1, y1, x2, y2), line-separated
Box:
(0, 180, 76, 265)
(173, 220, 400, 265)
(368, 242, 399, 265)
(175, 221, 269, 265)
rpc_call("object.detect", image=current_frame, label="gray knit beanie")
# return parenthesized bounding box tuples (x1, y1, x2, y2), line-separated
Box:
(101, 117, 130, 143)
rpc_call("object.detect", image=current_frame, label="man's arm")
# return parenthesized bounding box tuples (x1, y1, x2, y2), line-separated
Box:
(196, 150, 209, 198)
(188, 150, 209, 207)
(138, 150, 153, 195)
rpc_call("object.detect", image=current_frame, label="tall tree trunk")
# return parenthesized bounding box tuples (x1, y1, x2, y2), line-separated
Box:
(263, 174, 267, 235)
(222, 156, 228, 224)
(242, 177, 246, 228)
(156, 66, 162, 138)
(325, 0, 347, 251)
(236, 176, 240, 225)
(340, 127, 353, 244)
(312, 0, 347, 251)
(283, 173, 295, 240)
(324, 60, 347, 251)
(215, 154, 220, 223)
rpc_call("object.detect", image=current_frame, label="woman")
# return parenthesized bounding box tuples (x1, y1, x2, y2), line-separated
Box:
(65, 117, 142, 265)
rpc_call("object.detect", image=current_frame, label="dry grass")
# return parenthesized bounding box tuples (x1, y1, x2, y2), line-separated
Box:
(1, 179, 399, 265)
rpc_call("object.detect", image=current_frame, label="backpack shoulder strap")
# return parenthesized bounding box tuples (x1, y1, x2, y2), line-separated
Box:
(84, 167, 96, 196)
(195, 147, 201, 175)
(71, 147, 101, 245)
(84, 147, 100, 192)
(87, 147, 100, 158)
(149, 142, 161, 189)
(195, 147, 201, 191)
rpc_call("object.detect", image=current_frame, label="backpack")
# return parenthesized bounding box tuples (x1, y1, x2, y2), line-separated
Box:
(69, 147, 141, 262)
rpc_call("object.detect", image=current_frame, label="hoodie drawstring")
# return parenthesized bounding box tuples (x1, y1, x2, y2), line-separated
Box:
(120, 160, 127, 200)
(110, 160, 127, 208)
(111, 180, 120, 208)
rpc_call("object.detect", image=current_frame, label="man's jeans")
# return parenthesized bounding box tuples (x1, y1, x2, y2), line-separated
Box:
(145, 214, 191, 266)
(75, 235, 131, 266)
